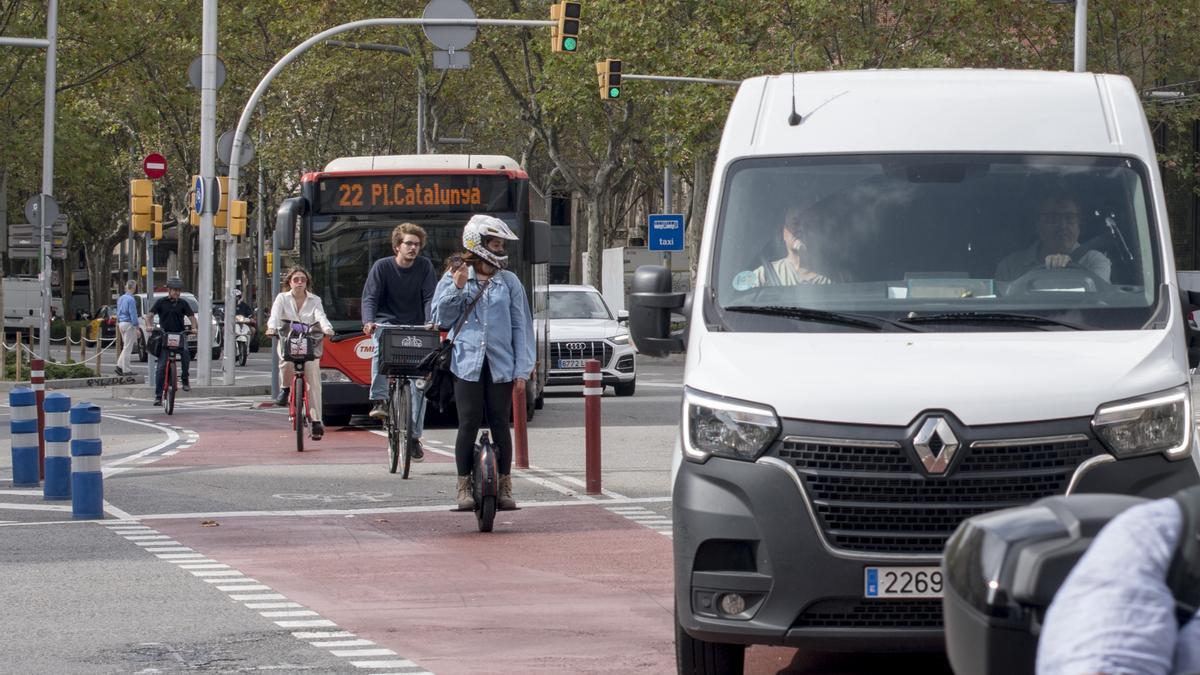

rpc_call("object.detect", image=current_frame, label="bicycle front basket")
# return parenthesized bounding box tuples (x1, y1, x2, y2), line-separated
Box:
(165, 332, 183, 349)
(286, 334, 321, 362)
(379, 326, 440, 376)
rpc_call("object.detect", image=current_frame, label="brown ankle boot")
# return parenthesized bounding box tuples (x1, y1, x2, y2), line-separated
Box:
(498, 474, 517, 510)
(456, 476, 476, 511)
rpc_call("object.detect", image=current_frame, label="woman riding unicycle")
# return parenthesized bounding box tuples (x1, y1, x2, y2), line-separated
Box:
(430, 215, 536, 528)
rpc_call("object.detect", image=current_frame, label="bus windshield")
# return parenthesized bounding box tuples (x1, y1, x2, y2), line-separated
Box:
(308, 212, 525, 331)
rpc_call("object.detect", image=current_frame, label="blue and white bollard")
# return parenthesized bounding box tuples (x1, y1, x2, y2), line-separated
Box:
(70, 403, 103, 519)
(8, 387, 40, 487)
(43, 393, 72, 500)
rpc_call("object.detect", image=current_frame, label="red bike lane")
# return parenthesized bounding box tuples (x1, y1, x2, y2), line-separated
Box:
(138, 409, 677, 673)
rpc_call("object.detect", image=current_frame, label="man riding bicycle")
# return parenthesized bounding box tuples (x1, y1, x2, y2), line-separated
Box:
(362, 223, 437, 460)
(147, 278, 193, 405)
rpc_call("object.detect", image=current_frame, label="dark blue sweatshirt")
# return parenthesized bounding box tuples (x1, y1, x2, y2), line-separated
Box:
(361, 255, 437, 325)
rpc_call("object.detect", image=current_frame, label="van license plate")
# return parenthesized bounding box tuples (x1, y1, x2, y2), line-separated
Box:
(864, 566, 943, 599)
(558, 359, 587, 368)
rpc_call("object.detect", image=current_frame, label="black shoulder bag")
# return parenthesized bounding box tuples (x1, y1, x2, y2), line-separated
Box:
(418, 282, 488, 412)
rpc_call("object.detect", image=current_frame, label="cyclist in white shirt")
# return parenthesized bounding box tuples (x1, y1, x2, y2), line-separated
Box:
(266, 266, 334, 439)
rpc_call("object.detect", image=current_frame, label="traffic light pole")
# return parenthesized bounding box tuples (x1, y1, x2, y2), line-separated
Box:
(622, 74, 740, 86)
(220, 16, 559, 357)
(145, 234, 155, 386)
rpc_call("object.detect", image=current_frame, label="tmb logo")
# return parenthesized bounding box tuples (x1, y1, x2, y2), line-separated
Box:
(355, 340, 376, 360)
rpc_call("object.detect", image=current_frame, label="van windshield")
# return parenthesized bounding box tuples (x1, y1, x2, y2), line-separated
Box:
(713, 154, 1161, 332)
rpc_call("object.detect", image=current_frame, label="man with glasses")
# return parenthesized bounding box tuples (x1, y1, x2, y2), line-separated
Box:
(361, 223, 437, 460)
(996, 193, 1112, 282)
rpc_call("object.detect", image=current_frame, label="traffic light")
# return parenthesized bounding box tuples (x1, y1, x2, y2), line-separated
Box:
(152, 203, 163, 240)
(214, 175, 230, 227)
(550, 1, 581, 53)
(130, 179, 153, 233)
(229, 199, 248, 237)
(597, 59, 622, 100)
(265, 251, 273, 275)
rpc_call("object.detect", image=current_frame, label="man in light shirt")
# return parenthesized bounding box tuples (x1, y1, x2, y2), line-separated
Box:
(115, 280, 138, 376)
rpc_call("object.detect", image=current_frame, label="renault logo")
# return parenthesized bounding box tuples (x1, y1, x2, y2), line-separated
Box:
(912, 417, 959, 475)
(563, 342, 588, 351)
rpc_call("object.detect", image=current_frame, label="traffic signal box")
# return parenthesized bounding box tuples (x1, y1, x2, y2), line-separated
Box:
(265, 251, 273, 275)
(229, 200, 247, 237)
(550, 1, 581, 53)
(130, 179, 153, 233)
(597, 58, 622, 100)
(152, 204, 163, 240)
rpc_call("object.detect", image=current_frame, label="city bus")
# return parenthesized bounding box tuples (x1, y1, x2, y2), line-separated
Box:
(275, 154, 550, 427)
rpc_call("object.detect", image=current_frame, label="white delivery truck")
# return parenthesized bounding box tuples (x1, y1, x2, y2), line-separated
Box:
(629, 69, 1200, 673)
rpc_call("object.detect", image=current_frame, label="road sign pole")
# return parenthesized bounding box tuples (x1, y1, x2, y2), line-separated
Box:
(662, 165, 672, 270)
(38, 0, 59, 361)
(146, 234, 155, 386)
(197, 0, 218, 387)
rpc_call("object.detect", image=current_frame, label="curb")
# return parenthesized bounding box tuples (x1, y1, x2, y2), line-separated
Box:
(0, 375, 140, 393)
(107, 384, 272, 400)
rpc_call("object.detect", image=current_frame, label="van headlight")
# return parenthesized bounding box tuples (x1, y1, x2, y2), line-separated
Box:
(683, 388, 779, 462)
(1092, 385, 1192, 460)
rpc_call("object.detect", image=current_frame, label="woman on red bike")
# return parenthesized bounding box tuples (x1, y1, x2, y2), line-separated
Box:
(266, 266, 334, 439)
(431, 215, 535, 511)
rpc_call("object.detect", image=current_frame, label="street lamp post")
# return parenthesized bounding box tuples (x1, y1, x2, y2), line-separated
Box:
(1047, 0, 1087, 73)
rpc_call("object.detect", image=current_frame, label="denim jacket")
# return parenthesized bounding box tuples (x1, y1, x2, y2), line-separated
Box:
(431, 266, 535, 383)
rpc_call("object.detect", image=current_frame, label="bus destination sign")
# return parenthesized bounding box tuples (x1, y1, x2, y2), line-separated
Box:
(317, 174, 512, 214)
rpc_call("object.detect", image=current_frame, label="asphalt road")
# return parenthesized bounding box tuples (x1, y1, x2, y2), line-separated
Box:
(1, 353, 953, 674)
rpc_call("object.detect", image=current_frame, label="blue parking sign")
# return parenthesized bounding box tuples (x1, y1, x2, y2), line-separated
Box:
(648, 213, 684, 251)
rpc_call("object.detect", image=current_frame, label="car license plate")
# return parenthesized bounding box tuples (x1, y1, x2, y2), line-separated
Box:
(864, 566, 943, 599)
(558, 359, 587, 368)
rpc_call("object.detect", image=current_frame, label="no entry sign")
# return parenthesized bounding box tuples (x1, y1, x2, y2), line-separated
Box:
(142, 153, 167, 180)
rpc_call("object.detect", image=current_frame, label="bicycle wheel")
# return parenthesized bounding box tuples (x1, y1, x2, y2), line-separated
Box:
(396, 380, 413, 479)
(293, 375, 305, 452)
(165, 359, 176, 415)
(386, 379, 400, 474)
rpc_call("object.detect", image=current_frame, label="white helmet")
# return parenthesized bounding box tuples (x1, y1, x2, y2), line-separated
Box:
(463, 214, 518, 269)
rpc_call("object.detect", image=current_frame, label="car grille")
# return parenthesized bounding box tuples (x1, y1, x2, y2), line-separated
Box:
(794, 599, 943, 629)
(778, 435, 1100, 555)
(550, 340, 613, 367)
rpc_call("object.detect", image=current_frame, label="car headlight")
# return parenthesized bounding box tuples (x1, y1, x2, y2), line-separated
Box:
(320, 368, 352, 383)
(611, 333, 630, 345)
(1092, 385, 1192, 460)
(682, 387, 779, 463)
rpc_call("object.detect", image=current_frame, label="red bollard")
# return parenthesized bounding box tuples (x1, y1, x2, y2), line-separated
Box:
(512, 379, 529, 469)
(32, 358, 46, 479)
(584, 359, 602, 495)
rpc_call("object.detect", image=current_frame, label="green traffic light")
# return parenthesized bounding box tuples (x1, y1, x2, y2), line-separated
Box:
(609, 87, 620, 98)
(562, 36, 578, 52)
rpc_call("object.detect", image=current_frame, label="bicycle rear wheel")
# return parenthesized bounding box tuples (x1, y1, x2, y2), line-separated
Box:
(293, 375, 306, 452)
(165, 359, 176, 415)
(386, 379, 400, 473)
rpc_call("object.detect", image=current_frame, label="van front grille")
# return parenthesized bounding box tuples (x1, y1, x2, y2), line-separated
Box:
(778, 435, 1099, 555)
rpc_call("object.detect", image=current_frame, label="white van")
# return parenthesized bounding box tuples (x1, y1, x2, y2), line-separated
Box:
(629, 69, 1200, 672)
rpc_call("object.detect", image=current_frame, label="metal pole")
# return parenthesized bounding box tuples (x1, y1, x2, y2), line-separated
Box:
(1073, 0, 1088, 73)
(662, 164, 672, 269)
(255, 121, 265, 331)
(38, 0, 59, 361)
(197, 0, 217, 386)
(622, 74, 740, 86)
(222, 220, 236, 383)
(270, 233, 279, 398)
(417, 71, 425, 155)
(146, 236, 155, 386)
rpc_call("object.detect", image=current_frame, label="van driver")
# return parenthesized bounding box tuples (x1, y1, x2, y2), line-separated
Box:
(995, 194, 1111, 283)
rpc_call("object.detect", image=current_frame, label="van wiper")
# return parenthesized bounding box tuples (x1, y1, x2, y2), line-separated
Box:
(899, 311, 1084, 330)
(724, 305, 921, 332)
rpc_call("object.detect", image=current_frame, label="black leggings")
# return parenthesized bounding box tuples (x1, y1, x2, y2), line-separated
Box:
(452, 359, 514, 477)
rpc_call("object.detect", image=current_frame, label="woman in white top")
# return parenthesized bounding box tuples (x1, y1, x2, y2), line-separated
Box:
(266, 266, 334, 439)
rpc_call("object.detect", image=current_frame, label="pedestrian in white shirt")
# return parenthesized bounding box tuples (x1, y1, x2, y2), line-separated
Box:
(266, 266, 334, 439)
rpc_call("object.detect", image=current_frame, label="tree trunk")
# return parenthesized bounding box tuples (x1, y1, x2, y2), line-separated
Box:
(688, 153, 712, 286)
(85, 243, 114, 311)
(585, 198, 603, 288)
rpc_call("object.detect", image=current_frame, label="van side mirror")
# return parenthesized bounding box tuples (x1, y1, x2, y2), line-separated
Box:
(274, 197, 306, 251)
(629, 265, 686, 356)
(527, 219, 551, 265)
